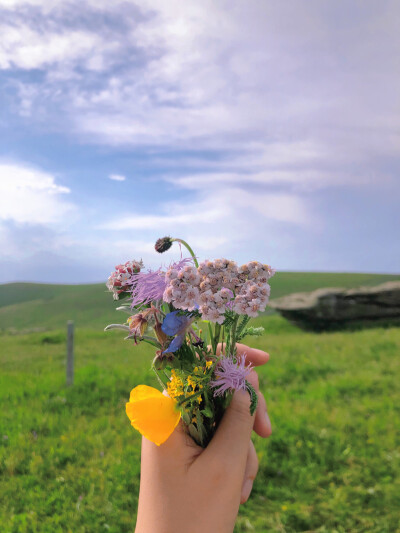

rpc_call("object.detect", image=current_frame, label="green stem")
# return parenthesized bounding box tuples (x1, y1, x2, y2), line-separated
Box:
(177, 389, 203, 406)
(125, 334, 161, 348)
(208, 322, 216, 353)
(231, 316, 239, 351)
(226, 316, 239, 357)
(141, 336, 161, 348)
(214, 323, 221, 353)
(173, 238, 198, 267)
(152, 367, 168, 389)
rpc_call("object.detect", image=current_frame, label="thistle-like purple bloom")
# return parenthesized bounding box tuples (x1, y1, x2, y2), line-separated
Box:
(210, 355, 253, 397)
(170, 257, 195, 271)
(129, 267, 167, 308)
(129, 258, 194, 308)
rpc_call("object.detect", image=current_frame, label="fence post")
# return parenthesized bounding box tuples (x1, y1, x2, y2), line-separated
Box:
(66, 320, 74, 386)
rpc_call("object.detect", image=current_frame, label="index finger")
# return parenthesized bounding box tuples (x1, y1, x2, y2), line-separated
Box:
(215, 342, 269, 367)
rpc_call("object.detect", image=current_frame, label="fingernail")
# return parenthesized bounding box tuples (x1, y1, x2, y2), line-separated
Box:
(254, 348, 269, 360)
(241, 479, 254, 503)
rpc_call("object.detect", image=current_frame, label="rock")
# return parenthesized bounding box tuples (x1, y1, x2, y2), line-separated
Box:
(269, 281, 400, 331)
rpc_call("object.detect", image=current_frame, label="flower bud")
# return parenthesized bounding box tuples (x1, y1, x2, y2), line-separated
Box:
(155, 236, 173, 253)
(127, 314, 148, 337)
(153, 323, 169, 346)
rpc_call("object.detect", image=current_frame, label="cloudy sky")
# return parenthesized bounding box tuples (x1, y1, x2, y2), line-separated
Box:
(0, 0, 399, 283)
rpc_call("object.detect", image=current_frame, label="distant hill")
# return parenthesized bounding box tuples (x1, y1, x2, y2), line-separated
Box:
(1, 272, 399, 332)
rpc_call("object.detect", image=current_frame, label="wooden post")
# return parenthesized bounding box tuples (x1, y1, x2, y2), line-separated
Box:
(66, 320, 74, 386)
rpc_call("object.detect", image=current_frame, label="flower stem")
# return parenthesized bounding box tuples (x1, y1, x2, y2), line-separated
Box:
(231, 316, 239, 355)
(208, 322, 216, 353)
(177, 389, 203, 406)
(173, 238, 198, 267)
(152, 366, 168, 389)
(214, 323, 221, 353)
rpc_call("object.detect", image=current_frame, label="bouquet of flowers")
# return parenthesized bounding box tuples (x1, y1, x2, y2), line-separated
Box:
(105, 236, 275, 447)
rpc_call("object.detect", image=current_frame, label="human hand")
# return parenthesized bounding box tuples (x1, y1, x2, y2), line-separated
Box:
(135, 344, 272, 533)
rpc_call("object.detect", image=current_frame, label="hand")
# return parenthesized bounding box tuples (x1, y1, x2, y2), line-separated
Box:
(135, 344, 272, 533)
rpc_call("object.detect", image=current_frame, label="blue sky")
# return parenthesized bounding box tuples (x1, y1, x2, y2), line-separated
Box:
(0, 0, 399, 283)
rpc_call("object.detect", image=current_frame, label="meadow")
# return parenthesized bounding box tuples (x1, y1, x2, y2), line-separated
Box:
(1, 271, 399, 332)
(1, 273, 400, 532)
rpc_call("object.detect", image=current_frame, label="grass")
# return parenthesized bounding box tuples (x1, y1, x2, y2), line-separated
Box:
(1, 315, 399, 532)
(1, 271, 400, 332)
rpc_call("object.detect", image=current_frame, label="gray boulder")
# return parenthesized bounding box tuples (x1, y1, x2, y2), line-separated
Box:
(269, 281, 400, 331)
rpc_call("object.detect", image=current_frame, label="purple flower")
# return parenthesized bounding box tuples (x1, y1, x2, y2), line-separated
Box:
(161, 310, 195, 353)
(169, 257, 195, 271)
(129, 258, 194, 308)
(210, 355, 253, 397)
(129, 267, 167, 308)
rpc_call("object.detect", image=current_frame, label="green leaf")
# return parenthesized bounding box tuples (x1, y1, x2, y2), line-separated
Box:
(236, 314, 251, 337)
(188, 424, 200, 443)
(201, 405, 213, 418)
(245, 381, 258, 416)
(238, 326, 265, 340)
(176, 309, 201, 319)
(181, 409, 191, 425)
(116, 291, 130, 300)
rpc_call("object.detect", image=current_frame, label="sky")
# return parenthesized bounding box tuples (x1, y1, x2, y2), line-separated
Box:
(0, 0, 399, 283)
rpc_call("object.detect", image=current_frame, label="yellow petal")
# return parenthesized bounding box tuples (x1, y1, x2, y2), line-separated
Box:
(126, 385, 181, 446)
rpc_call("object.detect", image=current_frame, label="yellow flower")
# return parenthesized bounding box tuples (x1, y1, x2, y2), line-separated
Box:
(126, 385, 181, 446)
(167, 369, 184, 399)
(187, 375, 197, 391)
(205, 360, 213, 368)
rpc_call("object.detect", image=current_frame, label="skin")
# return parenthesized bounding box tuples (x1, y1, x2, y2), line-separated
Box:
(135, 343, 272, 533)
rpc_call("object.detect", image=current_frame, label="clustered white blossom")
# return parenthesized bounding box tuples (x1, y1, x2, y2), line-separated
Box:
(163, 264, 200, 311)
(162, 258, 275, 322)
(233, 261, 274, 317)
(106, 260, 143, 300)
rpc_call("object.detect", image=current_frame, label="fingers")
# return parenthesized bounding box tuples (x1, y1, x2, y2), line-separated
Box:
(200, 388, 255, 478)
(254, 390, 272, 438)
(207, 352, 272, 440)
(215, 342, 269, 367)
(142, 390, 203, 461)
(241, 440, 258, 504)
(141, 419, 203, 477)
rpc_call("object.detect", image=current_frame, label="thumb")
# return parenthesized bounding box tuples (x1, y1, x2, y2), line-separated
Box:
(201, 389, 255, 476)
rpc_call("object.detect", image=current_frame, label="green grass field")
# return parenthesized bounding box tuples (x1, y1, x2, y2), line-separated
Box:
(1, 274, 399, 532)
(1, 271, 399, 332)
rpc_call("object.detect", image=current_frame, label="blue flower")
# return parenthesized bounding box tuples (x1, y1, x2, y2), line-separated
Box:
(161, 311, 194, 353)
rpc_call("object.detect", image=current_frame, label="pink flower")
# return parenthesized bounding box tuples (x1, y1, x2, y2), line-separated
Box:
(106, 260, 143, 300)
(210, 355, 253, 396)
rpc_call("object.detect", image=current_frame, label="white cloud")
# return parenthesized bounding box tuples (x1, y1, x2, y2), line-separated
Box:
(99, 180, 314, 269)
(0, 24, 103, 70)
(0, 0, 399, 281)
(0, 162, 74, 225)
(0, 0, 395, 210)
(2, 0, 399, 173)
(108, 174, 126, 182)
(99, 204, 224, 231)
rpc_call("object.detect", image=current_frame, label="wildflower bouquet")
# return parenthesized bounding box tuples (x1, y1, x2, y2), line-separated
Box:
(105, 237, 275, 447)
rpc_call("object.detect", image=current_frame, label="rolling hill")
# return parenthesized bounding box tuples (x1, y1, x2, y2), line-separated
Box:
(1, 271, 399, 332)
